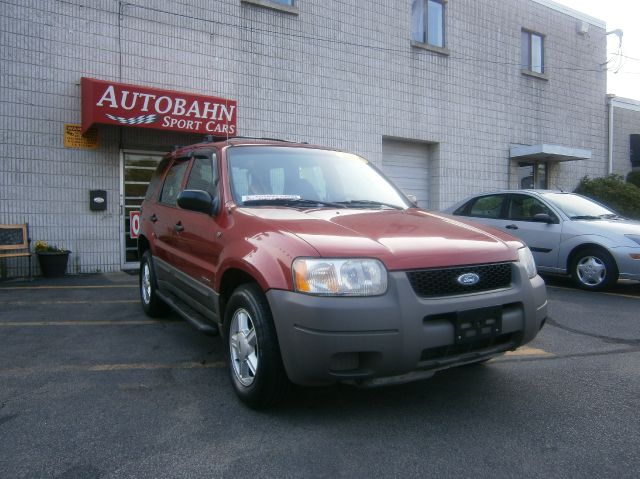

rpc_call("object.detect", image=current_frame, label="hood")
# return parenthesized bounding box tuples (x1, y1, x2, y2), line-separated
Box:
(571, 217, 640, 241)
(241, 207, 521, 270)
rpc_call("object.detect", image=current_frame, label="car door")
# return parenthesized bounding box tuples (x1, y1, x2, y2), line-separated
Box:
(502, 194, 563, 270)
(456, 193, 509, 231)
(152, 158, 190, 283)
(170, 152, 223, 317)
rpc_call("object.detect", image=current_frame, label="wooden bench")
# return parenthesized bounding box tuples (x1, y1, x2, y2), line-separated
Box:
(0, 223, 32, 279)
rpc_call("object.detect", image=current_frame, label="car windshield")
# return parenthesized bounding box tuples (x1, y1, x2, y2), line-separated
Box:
(227, 146, 409, 209)
(542, 193, 617, 219)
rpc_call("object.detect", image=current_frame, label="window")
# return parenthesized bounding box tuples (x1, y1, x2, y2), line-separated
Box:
(518, 162, 547, 189)
(465, 195, 505, 219)
(521, 30, 544, 74)
(186, 156, 218, 199)
(241, 0, 296, 13)
(159, 160, 189, 206)
(411, 0, 444, 48)
(507, 195, 555, 222)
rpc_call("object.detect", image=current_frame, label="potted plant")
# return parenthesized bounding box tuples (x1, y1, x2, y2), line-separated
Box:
(34, 240, 71, 278)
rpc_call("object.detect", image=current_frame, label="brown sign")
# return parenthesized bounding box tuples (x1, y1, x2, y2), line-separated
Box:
(81, 77, 237, 137)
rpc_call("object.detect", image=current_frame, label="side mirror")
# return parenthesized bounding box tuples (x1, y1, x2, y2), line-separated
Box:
(533, 213, 555, 224)
(177, 189, 216, 215)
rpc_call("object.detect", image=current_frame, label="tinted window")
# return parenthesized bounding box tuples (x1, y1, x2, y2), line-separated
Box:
(468, 195, 505, 219)
(159, 160, 189, 206)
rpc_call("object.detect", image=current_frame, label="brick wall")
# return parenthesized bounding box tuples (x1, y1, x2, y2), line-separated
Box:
(0, 0, 608, 276)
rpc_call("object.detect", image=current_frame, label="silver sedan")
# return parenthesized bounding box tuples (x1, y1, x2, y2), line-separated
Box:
(444, 190, 640, 290)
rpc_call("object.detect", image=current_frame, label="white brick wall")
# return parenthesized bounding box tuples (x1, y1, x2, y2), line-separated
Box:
(611, 99, 640, 178)
(0, 0, 608, 277)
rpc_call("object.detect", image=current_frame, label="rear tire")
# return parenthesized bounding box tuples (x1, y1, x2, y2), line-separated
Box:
(139, 250, 168, 317)
(224, 283, 289, 409)
(570, 247, 618, 291)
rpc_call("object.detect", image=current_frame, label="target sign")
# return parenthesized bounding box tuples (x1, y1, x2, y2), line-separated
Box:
(130, 211, 140, 239)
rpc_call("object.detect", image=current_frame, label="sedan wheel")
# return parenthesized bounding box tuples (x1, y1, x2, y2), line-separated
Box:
(571, 248, 618, 291)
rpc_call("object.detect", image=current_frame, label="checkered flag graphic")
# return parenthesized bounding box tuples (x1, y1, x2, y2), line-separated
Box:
(105, 113, 158, 125)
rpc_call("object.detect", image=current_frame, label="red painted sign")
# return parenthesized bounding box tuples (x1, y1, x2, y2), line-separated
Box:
(81, 77, 237, 136)
(129, 211, 140, 239)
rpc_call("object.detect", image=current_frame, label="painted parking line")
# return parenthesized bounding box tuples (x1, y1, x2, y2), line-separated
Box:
(0, 300, 138, 305)
(0, 283, 138, 293)
(0, 284, 137, 290)
(0, 361, 225, 377)
(0, 320, 173, 327)
(504, 346, 554, 357)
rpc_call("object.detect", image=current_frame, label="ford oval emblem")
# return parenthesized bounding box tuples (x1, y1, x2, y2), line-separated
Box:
(457, 272, 480, 286)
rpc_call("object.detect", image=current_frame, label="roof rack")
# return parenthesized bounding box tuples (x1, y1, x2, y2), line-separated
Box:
(201, 135, 307, 144)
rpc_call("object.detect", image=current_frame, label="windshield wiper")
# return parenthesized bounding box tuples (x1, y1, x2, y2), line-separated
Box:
(335, 200, 404, 210)
(570, 215, 601, 220)
(242, 198, 346, 208)
(599, 213, 625, 220)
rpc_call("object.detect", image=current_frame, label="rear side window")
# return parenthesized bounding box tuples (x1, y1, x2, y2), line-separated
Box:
(159, 160, 189, 206)
(468, 195, 505, 219)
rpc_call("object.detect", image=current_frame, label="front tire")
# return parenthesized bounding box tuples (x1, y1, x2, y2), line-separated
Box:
(139, 250, 168, 317)
(224, 284, 289, 409)
(570, 247, 618, 291)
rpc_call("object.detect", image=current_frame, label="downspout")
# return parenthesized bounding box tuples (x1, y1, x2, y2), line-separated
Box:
(608, 95, 614, 175)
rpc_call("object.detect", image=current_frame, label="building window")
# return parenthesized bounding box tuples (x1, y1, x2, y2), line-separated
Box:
(411, 0, 444, 48)
(521, 30, 544, 74)
(518, 162, 548, 189)
(241, 0, 297, 14)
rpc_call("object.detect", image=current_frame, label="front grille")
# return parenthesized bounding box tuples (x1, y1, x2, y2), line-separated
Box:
(407, 262, 512, 297)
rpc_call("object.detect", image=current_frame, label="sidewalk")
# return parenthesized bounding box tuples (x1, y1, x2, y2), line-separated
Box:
(0, 271, 139, 288)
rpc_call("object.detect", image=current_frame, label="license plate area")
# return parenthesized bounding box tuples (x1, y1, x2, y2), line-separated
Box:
(455, 306, 502, 344)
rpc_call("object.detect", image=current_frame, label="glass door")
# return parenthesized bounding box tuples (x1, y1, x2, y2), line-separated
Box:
(121, 151, 164, 268)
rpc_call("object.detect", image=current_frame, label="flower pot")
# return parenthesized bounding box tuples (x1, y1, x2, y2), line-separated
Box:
(37, 251, 70, 278)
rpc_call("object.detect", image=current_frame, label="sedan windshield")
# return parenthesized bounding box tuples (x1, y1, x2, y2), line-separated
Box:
(227, 146, 409, 209)
(542, 193, 617, 219)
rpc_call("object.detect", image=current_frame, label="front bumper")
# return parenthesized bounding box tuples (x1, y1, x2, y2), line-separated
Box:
(611, 245, 640, 281)
(267, 264, 547, 386)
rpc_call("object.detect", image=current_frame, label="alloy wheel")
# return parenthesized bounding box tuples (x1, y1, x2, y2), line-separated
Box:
(229, 308, 258, 387)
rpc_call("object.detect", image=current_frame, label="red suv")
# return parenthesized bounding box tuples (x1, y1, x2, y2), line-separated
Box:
(138, 138, 547, 408)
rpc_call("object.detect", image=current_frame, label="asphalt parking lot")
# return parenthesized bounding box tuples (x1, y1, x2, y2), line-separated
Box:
(1, 273, 639, 478)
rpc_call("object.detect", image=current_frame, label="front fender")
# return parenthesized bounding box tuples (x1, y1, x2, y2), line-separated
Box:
(559, 233, 618, 272)
(215, 229, 319, 293)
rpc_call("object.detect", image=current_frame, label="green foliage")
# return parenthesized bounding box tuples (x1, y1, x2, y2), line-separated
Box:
(627, 171, 640, 189)
(573, 175, 640, 220)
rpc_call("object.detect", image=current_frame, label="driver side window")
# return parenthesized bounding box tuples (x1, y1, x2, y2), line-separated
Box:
(508, 195, 554, 221)
(186, 156, 218, 199)
(159, 160, 189, 206)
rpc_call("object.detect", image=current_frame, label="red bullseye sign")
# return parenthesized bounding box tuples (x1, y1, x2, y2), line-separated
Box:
(130, 211, 140, 239)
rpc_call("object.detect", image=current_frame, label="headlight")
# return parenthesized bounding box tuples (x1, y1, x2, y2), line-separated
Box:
(292, 258, 387, 296)
(517, 247, 537, 279)
(626, 235, 640, 246)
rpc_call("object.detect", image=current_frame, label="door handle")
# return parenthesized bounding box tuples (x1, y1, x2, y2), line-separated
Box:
(174, 222, 184, 232)
(505, 224, 518, 230)
(149, 214, 158, 223)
